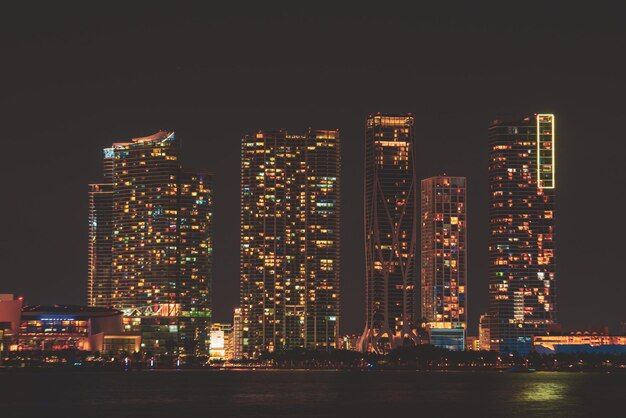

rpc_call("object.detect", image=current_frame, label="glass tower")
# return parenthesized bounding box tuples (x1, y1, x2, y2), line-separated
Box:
(359, 113, 418, 353)
(88, 131, 213, 354)
(488, 114, 556, 354)
(421, 176, 467, 349)
(88, 182, 114, 308)
(240, 129, 340, 356)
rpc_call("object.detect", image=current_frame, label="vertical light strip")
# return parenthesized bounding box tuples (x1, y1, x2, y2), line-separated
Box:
(536, 114, 555, 189)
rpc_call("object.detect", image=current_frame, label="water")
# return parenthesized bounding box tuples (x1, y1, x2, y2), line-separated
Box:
(0, 370, 623, 417)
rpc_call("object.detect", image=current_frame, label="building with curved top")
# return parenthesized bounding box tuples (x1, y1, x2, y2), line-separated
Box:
(88, 131, 213, 355)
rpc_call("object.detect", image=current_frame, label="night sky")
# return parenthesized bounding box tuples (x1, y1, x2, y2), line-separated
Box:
(2, 4, 625, 335)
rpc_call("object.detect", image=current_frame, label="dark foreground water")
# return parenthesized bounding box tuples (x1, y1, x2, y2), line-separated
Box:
(0, 370, 623, 418)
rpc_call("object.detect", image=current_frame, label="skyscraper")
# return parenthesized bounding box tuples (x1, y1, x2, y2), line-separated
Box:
(421, 176, 467, 350)
(360, 113, 418, 353)
(88, 147, 115, 308)
(488, 114, 556, 354)
(88, 131, 213, 354)
(233, 307, 243, 360)
(240, 129, 340, 356)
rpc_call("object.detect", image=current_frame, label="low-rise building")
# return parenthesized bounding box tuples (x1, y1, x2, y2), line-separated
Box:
(338, 334, 361, 351)
(478, 313, 491, 351)
(428, 327, 465, 351)
(210, 323, 233, 361)
(534, 330, 626, 355)
(465, 336, 480, 351)
(17, 305, 140, 353)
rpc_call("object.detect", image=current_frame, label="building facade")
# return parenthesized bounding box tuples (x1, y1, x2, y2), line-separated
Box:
(478, 313, 491, 351)
(240, 129, 340, 356)
(88, 131, 213, 355)
(360, 113, 418, 353)
(421, 176, 467, 350)
(488, 114, 556, 354)
(233, 307, 243, 359)
(209, 323, 233, 360)
(16, 305, 138, 353)
(534, 332, 626, 355)
(0, 295, 23, 355)
(88, 182, 114, 307)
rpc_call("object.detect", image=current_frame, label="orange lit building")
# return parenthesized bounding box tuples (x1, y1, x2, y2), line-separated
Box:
(534, 332, 626, 354)
(421, 176, 467, 350)
(240, 129, 340, 356)
(478, 313, 491, 351)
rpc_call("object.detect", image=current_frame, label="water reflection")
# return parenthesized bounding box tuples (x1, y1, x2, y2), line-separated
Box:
(517, 381, 565, 402)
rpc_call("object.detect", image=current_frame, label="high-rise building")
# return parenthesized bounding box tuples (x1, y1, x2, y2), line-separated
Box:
(88, 182, 114, 308)
(240, 129, 340, 356)
(360, 113, 418, 353)
(233, 307, 243, 359)
(88, 148, 115, 307)
(88, 131, 213, 354)
(478, 313, 491, 351)
(421, 176, 467, 350)
(488, 114, 556, 354)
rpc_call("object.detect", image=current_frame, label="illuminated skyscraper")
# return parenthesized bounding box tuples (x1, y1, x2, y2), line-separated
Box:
(88, 131, 213, 354)
(488, 114, 556, 354)
(421, 176, 467, 350)
(240, 129, 340, 356)
(88, 148, 115, 307)
(360, 113, 418, 353)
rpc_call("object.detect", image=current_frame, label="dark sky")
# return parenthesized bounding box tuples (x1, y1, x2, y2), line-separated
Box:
(1, 3, 625, 335)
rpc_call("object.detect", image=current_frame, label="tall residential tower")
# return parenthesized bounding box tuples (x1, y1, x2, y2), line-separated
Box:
(360, 113, 418, 353)
(88, 131, 213, 354)
(240, 129, 340, 356)
(487, 114, 556, 354)
(421, 176, 467, 350)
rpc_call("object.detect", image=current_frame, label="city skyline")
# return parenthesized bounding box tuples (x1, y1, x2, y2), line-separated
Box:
(3, 5, 625, 337)
(4, 110, 615, 338)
